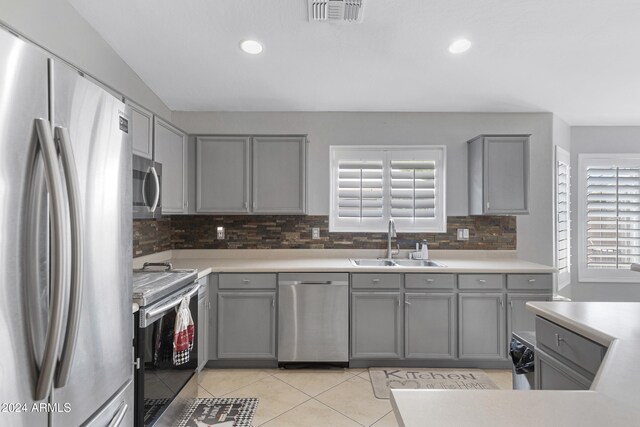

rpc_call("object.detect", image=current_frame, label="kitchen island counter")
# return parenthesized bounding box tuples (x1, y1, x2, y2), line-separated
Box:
(391, 301, 640, 426)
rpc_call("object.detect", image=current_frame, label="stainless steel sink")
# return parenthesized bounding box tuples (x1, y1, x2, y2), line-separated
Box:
(350, 259, 397, 267)
(350, 259, 446, 267)
(393, 259, 446, 267)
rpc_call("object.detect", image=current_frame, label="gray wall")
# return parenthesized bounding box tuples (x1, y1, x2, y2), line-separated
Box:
(173, 111, 555, 265)
(0, 0, 170, 117)
(569, 126, 640, 301)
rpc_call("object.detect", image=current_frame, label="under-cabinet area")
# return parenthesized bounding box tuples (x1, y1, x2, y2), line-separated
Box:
(198, 270, 552, 368)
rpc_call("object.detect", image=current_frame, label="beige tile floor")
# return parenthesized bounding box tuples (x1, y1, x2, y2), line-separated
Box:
(197, 368, 512, 426)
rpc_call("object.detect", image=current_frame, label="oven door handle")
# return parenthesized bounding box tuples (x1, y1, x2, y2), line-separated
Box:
(107, 402, 128, 427)
(145, 282, 200, 320)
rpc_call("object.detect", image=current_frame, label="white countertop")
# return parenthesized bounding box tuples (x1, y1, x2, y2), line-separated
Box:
(391, 302, 640, 426)
(133, 249, 555, 278)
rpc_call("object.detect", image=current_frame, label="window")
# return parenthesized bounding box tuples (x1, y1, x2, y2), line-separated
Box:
(330, 146, 446, 232)
(578, 154, 640, 282)
(555, 147, 571, 288)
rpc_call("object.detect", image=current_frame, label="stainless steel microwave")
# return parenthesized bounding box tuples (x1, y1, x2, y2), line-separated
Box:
(133, 155, 162, 219)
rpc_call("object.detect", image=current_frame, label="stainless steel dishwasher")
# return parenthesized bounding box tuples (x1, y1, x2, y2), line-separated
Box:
(278, 273, 349, 363)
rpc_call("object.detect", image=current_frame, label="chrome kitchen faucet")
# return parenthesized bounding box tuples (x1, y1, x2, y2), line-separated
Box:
(386, 218, 400, 260)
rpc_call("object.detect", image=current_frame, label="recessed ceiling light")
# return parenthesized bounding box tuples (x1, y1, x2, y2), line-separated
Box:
(240, 40, 263, 55)
(448, 39, 471, 54)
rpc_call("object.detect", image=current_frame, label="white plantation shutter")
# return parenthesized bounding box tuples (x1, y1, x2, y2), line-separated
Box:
(586, 167, 640, 269)
(578, 155, 640, 282)
(390, 161, 436, 218)
(555, 147, 570, 287)
(337, 160, 384, 219)
(330, 146, 446, 232)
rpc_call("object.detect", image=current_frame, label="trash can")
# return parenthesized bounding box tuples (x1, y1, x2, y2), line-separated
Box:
(510, 331, 536, 390)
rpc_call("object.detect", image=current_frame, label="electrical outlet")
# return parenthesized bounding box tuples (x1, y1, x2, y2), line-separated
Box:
(457, 229, 469, 241)
(312, 227, 320, 239)
(217, 226, 225, 240)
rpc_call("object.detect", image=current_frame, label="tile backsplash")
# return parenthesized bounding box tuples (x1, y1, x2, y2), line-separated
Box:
(133, 217, 172, 257)
(133, 215, 516, 257)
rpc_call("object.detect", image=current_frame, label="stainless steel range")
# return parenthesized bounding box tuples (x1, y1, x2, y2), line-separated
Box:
(132, 263, 200, 427)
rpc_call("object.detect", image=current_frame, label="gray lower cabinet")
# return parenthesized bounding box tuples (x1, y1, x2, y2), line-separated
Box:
(405, 293, 456, 359)
(458, 293, 506, 360)
(208, 274, 218, 362)
(507, 293, 552, 336)
(217, 291, 276, 359)
(351, 292, 402, 359)
(197, 276, 210, 371)
(535, 348, 591, 390)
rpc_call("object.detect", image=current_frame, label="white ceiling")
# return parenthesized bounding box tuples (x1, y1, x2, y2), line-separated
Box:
(68, 0, 640, 124)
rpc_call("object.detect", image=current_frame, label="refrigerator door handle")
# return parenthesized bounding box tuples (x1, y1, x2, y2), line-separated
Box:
(149, 166, 160, 213)
(33, 119, 67, 401)
(107, 402, 128, 427)
(53, 126, 84, 388)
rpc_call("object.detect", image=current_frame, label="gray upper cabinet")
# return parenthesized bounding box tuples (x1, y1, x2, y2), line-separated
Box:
(252, 136, 306, 214)
(468, 135, 530, 215)
(458, 293, 506, 360)
(197, 136, 251, 213)
(351, 292, 402, 359)
(217, 291, 276, 359)
(154, 117, 188, 213)
(196, 135, 307, 214)
(405, 293, 456, 359)
(127, 100, 153, 159)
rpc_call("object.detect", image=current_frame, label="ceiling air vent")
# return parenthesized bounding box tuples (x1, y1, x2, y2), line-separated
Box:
(308, 0, 365, 23)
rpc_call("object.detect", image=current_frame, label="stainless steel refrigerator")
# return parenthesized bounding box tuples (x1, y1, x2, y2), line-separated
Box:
(0, 26, 134, 426)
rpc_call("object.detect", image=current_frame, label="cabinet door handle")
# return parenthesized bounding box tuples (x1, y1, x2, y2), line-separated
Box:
(372, 278, 380, 283)
(425, 279, 434, 282)
(404, 300, 411, 305)
(509, 300, 513, 309)
(499, 298, 504, 308)
(528, 279, 536, 283)
(478, 279, 486, 283)
(242, 279, 251, 283)
(272, 298, 275, 308)
(555, 333, 564, 346)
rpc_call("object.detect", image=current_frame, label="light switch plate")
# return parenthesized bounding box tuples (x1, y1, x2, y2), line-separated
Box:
(312, 227, 320, 239)
(457, 229, 469, 241)
(217, 226, 225, 240)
